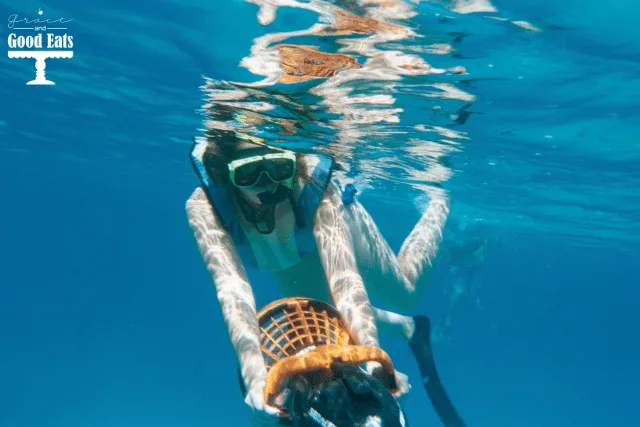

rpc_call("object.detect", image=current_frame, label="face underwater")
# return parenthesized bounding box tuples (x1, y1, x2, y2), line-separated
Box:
(7, 33, 73, 49)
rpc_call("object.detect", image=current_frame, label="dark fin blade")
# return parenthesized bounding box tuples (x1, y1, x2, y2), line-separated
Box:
(409, 315, 467, 427)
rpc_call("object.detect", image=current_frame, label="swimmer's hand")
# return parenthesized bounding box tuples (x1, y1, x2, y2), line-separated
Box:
(366, 361, 411, 401)
(244, 380, 282, 426)
(392, 369, 412, 400)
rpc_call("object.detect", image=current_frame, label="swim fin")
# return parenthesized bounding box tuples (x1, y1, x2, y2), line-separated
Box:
(409, 315, 467, 427)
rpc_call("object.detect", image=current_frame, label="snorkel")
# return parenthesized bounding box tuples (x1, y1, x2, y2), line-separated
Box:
(255, 181, 293, 206)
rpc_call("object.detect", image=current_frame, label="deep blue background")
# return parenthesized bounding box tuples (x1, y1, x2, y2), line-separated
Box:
(3, 156, 638, 426)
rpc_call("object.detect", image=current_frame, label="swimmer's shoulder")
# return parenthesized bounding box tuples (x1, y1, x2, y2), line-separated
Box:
(185, 186, 225, 229)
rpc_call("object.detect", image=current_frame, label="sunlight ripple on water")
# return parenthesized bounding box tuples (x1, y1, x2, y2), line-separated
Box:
(199, 0, 537, 197)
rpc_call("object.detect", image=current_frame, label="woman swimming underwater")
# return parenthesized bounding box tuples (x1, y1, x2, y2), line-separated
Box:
(186, 134, 450, 425)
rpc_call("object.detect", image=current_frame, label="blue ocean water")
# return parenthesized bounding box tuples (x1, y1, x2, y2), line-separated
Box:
(1, 1, 639, 426)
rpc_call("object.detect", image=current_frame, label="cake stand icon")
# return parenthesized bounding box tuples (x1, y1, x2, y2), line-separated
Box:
(8, 50, 74, 85)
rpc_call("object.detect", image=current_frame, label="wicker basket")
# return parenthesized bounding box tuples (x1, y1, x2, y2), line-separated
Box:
(257, 297, 399, 406)
(256, 297, 356, 370)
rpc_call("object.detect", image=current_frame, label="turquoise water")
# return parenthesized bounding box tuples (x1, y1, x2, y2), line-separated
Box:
(1, 0, 639, 426)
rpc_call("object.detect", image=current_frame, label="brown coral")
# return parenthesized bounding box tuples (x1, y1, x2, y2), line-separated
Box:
(275, 44, 362, 84)
(327, 8, 410, 35)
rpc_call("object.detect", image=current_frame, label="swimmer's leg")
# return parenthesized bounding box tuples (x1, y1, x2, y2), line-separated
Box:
(397, 188, 450, 289)
(345, 188, 450, 312)
(372, 307, 416, 340)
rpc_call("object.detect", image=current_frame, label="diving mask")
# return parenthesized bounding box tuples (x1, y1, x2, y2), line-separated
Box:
(228, 151, 297, 188)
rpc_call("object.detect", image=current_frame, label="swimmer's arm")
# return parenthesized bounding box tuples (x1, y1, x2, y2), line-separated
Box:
(186, 187, 268, 391)
(313, 183, 379, 347)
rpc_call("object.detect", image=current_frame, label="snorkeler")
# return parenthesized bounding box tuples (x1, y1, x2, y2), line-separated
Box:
(185, 133, 451, 424)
